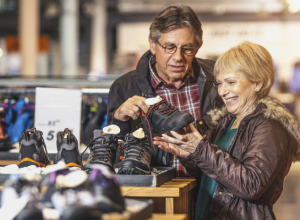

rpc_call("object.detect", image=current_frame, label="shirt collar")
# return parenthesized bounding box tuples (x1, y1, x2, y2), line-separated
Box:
(149, 55, 196, 89)
(149, 55, 163, 89)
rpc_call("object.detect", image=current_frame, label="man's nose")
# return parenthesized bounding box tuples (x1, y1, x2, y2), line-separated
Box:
(172, 47, 184, 61)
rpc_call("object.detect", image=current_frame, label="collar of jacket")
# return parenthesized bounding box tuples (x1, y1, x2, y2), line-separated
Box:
(134, 50, 215, 98)
(206, 96, 300, 161)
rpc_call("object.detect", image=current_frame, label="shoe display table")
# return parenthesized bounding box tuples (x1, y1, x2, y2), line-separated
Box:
(149, 214, 187, 220)
(121, 178, 196, 220)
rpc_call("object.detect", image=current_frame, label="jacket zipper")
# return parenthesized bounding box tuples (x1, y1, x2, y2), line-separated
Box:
(212, 184, 235, 220)
(199, 78, 206, 118)
(225, 195, 234, 220)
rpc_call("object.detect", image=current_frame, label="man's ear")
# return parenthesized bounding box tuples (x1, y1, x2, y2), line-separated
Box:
(149, 38, 156, 55)
(195, 40, 203, 54)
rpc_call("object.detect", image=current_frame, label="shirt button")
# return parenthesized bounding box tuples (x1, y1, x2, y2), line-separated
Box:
(219, 192, 222, 195)
(199, 121, 203, 125)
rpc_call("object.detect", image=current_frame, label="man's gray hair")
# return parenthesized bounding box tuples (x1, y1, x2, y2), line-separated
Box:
(149, 5, 203, 47)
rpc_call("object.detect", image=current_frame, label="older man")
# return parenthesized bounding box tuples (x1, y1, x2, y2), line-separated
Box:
(107, 5, 223, 177)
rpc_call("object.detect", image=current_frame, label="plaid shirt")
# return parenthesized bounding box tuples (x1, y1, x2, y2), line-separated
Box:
(149, 55, 201, 177)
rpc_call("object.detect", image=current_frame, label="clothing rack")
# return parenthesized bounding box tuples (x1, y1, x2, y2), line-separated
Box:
(0, 88, 110, 95)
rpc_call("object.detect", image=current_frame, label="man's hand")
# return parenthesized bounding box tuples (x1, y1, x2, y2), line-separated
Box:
(114, 95, 149, 121)
(153, 123, 203, 158)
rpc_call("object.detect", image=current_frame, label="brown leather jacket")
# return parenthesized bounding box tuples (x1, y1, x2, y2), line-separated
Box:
(180, 97, 300, 220)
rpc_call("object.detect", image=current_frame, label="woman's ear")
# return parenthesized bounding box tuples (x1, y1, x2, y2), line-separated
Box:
(255, 81, 263, 92)
(149, 38, 156, 55)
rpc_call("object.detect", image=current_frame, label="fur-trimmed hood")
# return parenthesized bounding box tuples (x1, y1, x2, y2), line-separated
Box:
(206, 96, 300, 161)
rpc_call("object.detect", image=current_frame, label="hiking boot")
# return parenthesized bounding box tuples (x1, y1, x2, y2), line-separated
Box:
(55, 128, 82, 168)
(49, 170, 102, 219)
(18, 127, 50, 168)
(0, 107, 13, 151)
(118, 128, 152, 175)
(82, 125, 121, 173)
(42, 161, 70, 208)
(141, 96, 194, 139)
(87, 164, 125, 213)
(1, 173, 44, 220)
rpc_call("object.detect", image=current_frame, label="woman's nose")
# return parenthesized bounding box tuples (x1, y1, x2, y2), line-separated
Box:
(218, 84, 229, 96)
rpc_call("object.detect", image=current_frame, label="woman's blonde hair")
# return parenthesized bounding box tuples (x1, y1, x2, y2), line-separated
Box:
(214, 41, 275, 98)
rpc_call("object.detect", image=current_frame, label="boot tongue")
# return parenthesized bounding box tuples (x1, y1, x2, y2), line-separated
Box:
(93, 129, 111, 142)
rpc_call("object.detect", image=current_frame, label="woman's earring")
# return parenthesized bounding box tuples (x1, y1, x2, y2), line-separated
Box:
(255, 88, 259, 92)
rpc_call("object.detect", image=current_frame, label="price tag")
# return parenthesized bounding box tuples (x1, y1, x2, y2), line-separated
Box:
(35, 87, 82, 153)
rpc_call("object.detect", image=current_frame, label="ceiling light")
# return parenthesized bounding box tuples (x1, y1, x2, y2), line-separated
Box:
(288, 3, 300, 13)
(213, 4, 226, 15)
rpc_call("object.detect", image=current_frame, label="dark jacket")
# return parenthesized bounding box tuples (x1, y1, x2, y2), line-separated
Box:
(107, 50, 223, 167)
(180, 97, 300, 220)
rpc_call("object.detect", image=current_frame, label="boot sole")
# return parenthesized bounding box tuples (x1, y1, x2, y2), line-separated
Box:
(18, 160, 39, 168)
(19, 158, 48, 168)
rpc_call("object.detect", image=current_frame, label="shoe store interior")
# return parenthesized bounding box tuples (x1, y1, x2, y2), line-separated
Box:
(1, 0, 300, 220)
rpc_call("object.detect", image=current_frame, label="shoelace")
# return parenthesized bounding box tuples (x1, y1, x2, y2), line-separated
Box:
(25, 127, 49, 156)
(124, 135, 150, 161)
(81, 135, 116, 164)
(57, 128, 72, 144)
(143, 99, 177, 148)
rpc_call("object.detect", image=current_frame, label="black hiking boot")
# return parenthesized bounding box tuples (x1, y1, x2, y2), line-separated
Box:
(18, 127, 50, 168)
(118, 128, 151, 175)
(55, 128, 82, 168)
(82, 126, 120, 173)
(141, 98, 194, 140)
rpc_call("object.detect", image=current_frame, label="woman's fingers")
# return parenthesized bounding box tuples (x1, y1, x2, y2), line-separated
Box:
(153, 139, 168, 147)
(153, 136, 164, 141)
(189, 123, 197, 132)
(162, 133, 183, 145)
(155, 142, 174, 154)
(170, 131, 184, 141)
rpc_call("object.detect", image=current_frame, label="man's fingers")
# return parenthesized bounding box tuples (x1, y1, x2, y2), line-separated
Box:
(114, 95, 148, 121)
(123, 107, 140, 120)
(129, 96, 149, 113)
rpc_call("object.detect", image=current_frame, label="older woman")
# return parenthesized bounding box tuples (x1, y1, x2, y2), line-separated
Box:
(153, 41, 300, 220)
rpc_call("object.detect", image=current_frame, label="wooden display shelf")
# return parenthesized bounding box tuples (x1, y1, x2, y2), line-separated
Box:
(0, 160, 19, 166)
(121, 178, 196, 220)
(0, 179, 195, 220)
(150, 214, 187, 220)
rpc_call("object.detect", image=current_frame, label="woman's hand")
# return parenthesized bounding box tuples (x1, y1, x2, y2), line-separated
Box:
(153, 123, 203, 158)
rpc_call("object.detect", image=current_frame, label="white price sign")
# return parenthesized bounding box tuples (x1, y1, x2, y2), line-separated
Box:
(35, 87, 82, 153)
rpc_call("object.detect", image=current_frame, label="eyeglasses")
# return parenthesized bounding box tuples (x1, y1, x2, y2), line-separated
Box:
(156, 40, 196, 55)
